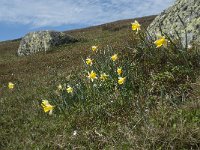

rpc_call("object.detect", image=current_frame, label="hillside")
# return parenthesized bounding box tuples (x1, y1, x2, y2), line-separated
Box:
(1, 15, 200, 149)
(0, 15, 156, 84)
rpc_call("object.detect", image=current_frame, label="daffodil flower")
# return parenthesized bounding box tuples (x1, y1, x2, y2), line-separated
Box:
(8, 82, 14, 89)
(118, 77, 126, 85)
(117, 67, 122, 75)
(131, 20, 141, 33)
(100, 73, 109, 81)
(154, 36, 168, 48)
(87, 70, 97, 82)
(41, 100, 54, 115)
(111, 54, 118, 62)
(66, 86, 73, 93)
(86, 58, 93, 66)
(92, 46, 98, 52)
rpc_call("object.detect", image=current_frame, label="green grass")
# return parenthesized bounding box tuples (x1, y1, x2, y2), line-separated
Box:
(1, 15, 200, 149)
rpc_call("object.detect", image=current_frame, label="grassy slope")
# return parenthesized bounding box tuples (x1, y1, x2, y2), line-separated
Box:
(0, 15, 200, 149)
(0, 15, 155, 96)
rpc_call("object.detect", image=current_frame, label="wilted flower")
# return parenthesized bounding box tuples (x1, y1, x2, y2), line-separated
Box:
(131, 20, 141, 33)
(111, 54, 118, 62)
(87, 70, 97, 82)
(154, 36, 168, 48)
(187, 44, 192, 49)
(66, 86, 73, 93)
(93, 84, 97, 88)
(86, 58, 93, 66)
(41, 100, 54, 115)
(73, 130, 77, 136)
(8, 82, 14, 89)
(117, 67, 122, 75)
(57, 84, 62, 90)
(118, 77, 126, 85)
(100, 73, 109, 81)
(92, 46, 98, 52)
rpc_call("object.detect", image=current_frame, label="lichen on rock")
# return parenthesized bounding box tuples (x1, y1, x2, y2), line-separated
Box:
(147, 0, 200, 45)
(17, 31, 78, 56)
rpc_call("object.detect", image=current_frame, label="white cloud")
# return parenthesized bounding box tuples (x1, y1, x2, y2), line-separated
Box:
(0, 0, 175, 27)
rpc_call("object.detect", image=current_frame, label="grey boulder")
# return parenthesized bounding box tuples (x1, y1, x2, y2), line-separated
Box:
(18, 31, 78, 56)
(147, 0, 200, 45)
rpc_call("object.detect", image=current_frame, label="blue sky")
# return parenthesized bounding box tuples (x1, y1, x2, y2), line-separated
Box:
(0, 0, 175, 41)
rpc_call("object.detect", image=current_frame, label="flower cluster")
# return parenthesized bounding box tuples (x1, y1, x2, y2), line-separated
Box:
(86, 46, 126, 85)
(131, 20, 168, 48)
(40, 20, 170, 115)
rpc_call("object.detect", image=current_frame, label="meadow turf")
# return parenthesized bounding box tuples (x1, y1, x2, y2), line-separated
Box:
(0, 15, 200, 149)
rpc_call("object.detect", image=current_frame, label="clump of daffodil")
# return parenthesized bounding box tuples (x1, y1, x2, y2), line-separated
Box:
(111, 54, 118, 62)
(86, 58, 93, 66)
(118, 77, 126, 85)
(8, 82, 14, 89)
(154, 35, 168, 48)
(57, 84, 62, 90)
(41, 100, 54, 115)
(131, 20, 141, 33)
(117, 67, 122, 76)
(92, 46, 98, 52)
(87, 70, 97, 82)
(100, 73, 109, 81)
(66, 85, 73, 93)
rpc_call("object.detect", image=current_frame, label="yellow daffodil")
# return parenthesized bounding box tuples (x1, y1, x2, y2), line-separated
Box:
(92, 46, 98, 52)
(57, 84, 62, 90)
(154, 36, 168, 48)
(67, 86, 73, 93)
(100, 73, 109, 81)
(86, 58, 93, 66)
(41, 100, 54, 115)
(8, 82, 14, 89)
(131, 20, 141, 33)
(87, 70, 97, 82)
(117, 67, 122, 75)
(111, 54, 118, 62)
(118, 77, 126, 85)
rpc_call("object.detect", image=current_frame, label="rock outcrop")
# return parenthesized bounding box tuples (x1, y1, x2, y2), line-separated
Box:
(147, 0, 200, 45)
(18, 31, 78, 56)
